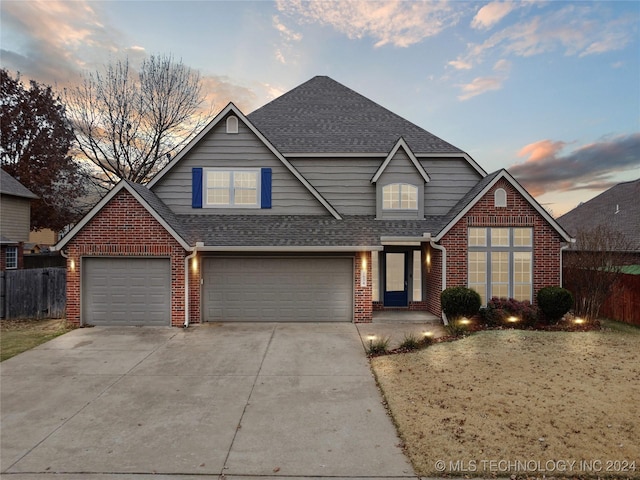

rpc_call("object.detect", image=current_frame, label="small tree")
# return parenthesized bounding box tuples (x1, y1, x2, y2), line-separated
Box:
(0, 69, 87, 231)
(563, 225, 635, 321)
(65, 54, 211, 189)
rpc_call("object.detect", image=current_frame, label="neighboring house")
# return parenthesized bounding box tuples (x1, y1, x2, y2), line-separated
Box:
(557, 178, 640, 262)
(1, 169, 38, 271)
(55, 76, 571, 327)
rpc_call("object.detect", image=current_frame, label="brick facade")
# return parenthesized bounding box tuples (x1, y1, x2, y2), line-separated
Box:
(427, 179, 565, 314)
(354, 251, 372, 322)
(63, 190, 193, 327)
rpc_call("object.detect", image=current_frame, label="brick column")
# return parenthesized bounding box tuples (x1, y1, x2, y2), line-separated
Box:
(354, 251, 372, 323)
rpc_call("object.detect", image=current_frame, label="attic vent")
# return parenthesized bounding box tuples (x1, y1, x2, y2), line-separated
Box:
(494, 188, 507, 208)
(226, 115, 238, 134)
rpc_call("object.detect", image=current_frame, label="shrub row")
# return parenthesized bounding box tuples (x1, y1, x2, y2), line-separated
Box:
(441, 286, 573, 327)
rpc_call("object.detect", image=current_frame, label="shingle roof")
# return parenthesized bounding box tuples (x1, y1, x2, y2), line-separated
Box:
(176, 215, 447, 247)
(557, 178, 640, 251)
(247, 76, 463, 155)
(0, 169, 38, 199)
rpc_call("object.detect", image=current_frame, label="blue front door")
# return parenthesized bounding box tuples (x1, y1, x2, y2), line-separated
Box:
(384, 252, 408, 306)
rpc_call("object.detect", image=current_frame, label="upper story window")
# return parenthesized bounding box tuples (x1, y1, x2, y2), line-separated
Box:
(494, 188, 507, 207)
(382, 183, 418, 210)
(205, 169, 260, 208)
(226, 115, 238, 134)
(5, 246, 18, 269)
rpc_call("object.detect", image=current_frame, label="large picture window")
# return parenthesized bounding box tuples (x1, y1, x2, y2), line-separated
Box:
(205, 169, 260, 207)
(382, 183, 418, 210)
(468, 227, 533, 304)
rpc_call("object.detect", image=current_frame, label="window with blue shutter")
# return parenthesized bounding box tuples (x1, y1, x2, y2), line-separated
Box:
(192, 168, 203, 208)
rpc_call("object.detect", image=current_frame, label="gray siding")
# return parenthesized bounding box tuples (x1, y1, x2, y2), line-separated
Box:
(0, 195, 31, 242)
(421, 158, 483, 215)
(290, 158, 378, 215)
(152, 118, 328, 215)
(291, 155, 483, 217)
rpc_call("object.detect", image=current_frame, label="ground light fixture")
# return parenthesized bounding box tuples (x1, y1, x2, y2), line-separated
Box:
(459, 318, 471, 325)
(574, 317, 585, 324)
(507, 316, 519, 323)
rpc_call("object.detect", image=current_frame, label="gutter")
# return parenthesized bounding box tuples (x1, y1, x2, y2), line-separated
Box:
(426, 233, 449, 326)
(184, 242, 204, 328)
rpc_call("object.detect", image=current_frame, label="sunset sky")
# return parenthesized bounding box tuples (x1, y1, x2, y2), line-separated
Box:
(1, 0, 638, 216)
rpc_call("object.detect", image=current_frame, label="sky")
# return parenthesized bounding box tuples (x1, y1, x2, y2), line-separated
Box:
(1, 0, 639, 217)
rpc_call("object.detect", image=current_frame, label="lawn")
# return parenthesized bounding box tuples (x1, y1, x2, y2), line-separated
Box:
(371, 321, 640, 477)
(0, 318, 74, 362)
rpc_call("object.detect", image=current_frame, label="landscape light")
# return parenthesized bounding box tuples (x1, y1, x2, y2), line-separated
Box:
(507, 316, 519, 323)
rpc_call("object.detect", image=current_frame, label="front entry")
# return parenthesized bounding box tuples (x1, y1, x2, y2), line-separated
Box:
(383, 252, 408, 306)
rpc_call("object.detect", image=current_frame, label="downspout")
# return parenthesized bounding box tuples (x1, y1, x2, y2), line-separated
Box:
(429, 240, 449, 326)
(184, 242, 203, 328)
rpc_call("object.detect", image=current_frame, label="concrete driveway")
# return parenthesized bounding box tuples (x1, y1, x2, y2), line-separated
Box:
(1, 323, 416, 479)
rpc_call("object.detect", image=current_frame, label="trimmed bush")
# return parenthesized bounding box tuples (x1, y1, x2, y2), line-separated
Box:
(481, 297, 539, 328)
(537, 287, 573, 324)
(441, 287, 481, 320)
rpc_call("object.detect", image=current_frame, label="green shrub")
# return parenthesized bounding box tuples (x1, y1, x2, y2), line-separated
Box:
(481, 297, 538, 328)
(537, 287, 573, 324)
(441, 287, 481, 320)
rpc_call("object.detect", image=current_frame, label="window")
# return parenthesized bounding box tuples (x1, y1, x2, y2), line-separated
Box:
(413, 250, 422, 301)
(226, 115, 238, 134)
(204, 169, 260, 207)
(468, 227, 533, 303)
(494, 188, 507, 207)
(382, 183, 418, 210)
(5, 247, 18, 269)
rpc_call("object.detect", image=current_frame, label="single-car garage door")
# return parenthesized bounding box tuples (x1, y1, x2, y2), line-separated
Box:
(83, 258, 171, 326)
(203, 257, 353, 322)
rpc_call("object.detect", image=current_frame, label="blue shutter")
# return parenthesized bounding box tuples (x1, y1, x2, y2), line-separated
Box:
(192, 168, 203, 208)
(261, 168, 272, 209)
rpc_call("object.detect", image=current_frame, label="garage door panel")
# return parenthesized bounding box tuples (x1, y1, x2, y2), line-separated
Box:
(83, 258, 170, 326)
(204, 257, 353, 322)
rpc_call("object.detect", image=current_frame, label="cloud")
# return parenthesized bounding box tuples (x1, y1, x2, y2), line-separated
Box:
(448, 59, 472, 70)
(509, 134, 640, 196)
(457, 76, 504, 100)
(456, 4, 636, 69)
(0, 0, 120, 86)
(471, 1, 517, 30)
(275, 0, 467, 48)
(456, 59, 510, 100)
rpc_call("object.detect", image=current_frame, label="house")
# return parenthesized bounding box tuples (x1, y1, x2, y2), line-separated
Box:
(557, 178, 640, 263)
(54, 76, 571, 327)
(1, 168, 38, 271)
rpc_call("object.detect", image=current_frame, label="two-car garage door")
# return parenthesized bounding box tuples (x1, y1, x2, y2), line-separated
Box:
(82, 256, 353, 325)
(203, 257, 353, 322)
(83, 258, 171, 326)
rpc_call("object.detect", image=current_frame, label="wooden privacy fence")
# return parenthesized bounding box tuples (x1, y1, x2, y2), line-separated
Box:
(600, 273, 640, 326)
(0, 267, 66, 319)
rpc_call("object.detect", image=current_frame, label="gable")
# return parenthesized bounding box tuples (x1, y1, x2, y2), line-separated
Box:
(371, 138, 430, 184)
(149, 104, 339, 218)
(436, 170, 572, 242)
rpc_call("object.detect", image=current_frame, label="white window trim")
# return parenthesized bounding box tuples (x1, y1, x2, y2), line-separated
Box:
(226, 115, 239, 134)
(495, 188, 507, 208)
(5, 246, 18, 270)
(203, 168, 261, 208)
(382, 183, 418, 210)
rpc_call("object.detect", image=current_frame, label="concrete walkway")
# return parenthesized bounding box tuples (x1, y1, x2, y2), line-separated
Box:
(1, 323, 416, 479)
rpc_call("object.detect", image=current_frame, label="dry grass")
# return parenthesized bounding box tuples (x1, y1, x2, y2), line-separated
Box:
(371, 323, 640, 477)
(0, 318, 73, 362)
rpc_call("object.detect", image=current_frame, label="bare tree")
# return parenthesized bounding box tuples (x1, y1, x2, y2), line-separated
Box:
(65, 54, 211, 189)
(563, 225, 635, 320)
